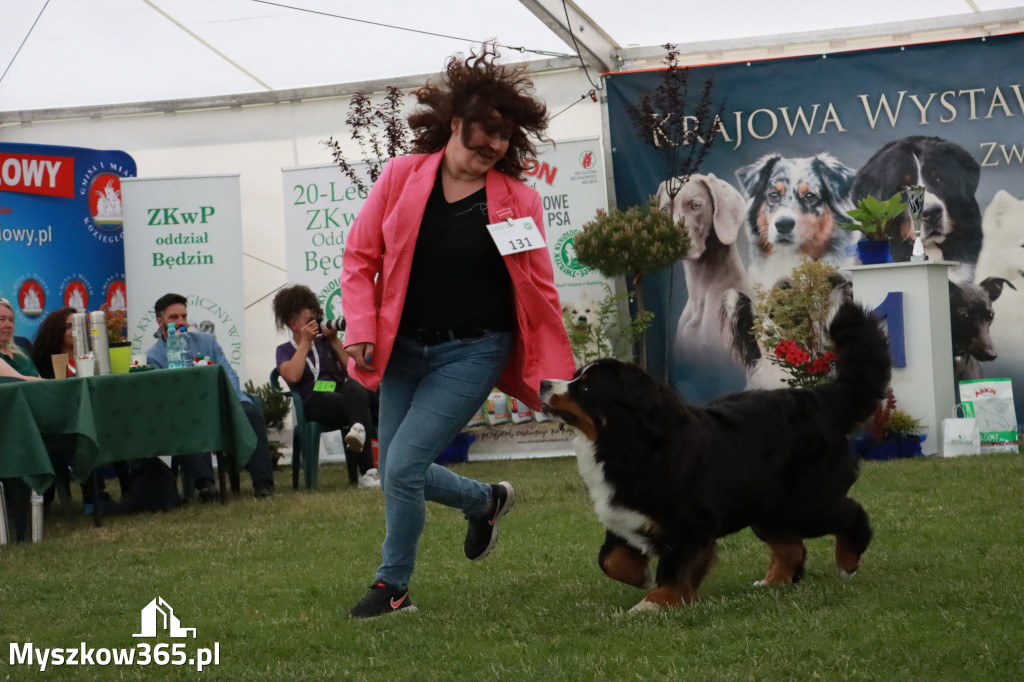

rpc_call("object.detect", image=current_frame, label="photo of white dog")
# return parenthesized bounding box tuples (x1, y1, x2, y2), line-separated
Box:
(972, 189, 1024, 393)
(562, 293, 611, 366)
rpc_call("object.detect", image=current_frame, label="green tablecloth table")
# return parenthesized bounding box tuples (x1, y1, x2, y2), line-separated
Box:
(0, 366, 256, 494)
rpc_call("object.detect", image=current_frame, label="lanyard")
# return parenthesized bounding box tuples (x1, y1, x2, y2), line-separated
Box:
(290, 338, 320, 379)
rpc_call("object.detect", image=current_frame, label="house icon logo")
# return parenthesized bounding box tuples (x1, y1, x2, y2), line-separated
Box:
(133, 597, 197, 638)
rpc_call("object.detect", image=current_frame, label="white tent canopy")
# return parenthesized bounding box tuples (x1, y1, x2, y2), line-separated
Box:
(2, 0, 1022, 116)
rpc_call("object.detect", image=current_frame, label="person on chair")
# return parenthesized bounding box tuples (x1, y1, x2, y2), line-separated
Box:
(145, 293, 275, 498)
(0, 297, 42, 381)
(272, 284, 380, 488)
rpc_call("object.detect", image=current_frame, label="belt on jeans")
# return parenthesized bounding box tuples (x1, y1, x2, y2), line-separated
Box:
(400, 327, 487, 345)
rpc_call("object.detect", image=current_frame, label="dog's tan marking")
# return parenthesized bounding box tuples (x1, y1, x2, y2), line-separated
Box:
(759, 540, 807, 584)
(835, 534, 863, 578)
(638, 585, 686, 611)
(798, 211, 835, 260)
(600, 543, 652, 589)
(544, 393, 598, 441)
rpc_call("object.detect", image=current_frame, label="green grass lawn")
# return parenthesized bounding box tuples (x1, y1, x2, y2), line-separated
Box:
(2, 453, 1023, 681)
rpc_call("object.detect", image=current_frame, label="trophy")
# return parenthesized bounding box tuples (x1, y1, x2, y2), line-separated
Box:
(904, 184, 926, 261)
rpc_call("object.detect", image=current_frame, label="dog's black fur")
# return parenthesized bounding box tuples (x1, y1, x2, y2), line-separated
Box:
(852, 136, 983, 280)
(950, 277, 1016, 380)
(539, 302, 891, 611)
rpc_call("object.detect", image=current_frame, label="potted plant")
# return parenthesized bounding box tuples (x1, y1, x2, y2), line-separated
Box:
(100, 303, 131, 373)
(852, 388, 927, 460)
(843, 193, 908, 264)
(245, 379, 292, 468)
(573, 200, 690, 369)
(752, 258, 841, 387)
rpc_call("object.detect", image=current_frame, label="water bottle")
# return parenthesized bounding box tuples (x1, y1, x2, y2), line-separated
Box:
(178, 327, 192, 367)
(167, 323, 184, 369)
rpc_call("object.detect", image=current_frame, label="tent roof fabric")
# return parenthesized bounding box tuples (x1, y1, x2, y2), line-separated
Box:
(1, 0, 1021, 118)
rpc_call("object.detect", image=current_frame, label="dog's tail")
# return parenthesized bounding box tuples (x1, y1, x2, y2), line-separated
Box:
(826, 301, 892, 429)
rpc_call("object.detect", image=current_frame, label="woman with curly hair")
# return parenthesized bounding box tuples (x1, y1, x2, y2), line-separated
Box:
(341, 43, 575, 618)
(272, 284, 379, 488)
(30, 306, 77, 378)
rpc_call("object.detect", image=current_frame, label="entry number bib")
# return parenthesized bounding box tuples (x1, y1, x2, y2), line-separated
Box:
(486, 216, 546, 256)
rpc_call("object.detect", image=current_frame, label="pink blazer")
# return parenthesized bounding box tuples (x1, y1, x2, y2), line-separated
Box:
(340, 149, 576, 410)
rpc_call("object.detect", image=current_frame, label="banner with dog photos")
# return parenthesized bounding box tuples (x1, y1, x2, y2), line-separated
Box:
(606, 31, 1024, 429)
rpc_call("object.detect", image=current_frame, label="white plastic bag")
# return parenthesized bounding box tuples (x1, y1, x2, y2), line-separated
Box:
(942, 404, 981, 457)
(959, 378, 1019, 455)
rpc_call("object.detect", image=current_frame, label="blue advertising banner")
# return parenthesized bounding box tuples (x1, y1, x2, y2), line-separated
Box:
(0, 143, 136, 340)
(607, 32, 1024, 426)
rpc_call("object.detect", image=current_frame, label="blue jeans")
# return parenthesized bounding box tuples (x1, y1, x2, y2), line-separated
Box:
(375, 331, 514, 588)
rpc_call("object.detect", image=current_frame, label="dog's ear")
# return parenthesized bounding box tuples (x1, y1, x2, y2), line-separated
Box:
(735, 154, 778, 197)
(979, 276, 1015, 302)
(701, 173, 746, 245)
(812, 153, 857, 210)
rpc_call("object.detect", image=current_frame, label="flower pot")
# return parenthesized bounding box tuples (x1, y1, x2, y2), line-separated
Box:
(856, 239, 892, 265)
(108, 342, 132, 374)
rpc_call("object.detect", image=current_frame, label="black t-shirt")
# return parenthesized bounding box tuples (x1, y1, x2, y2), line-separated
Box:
(399, 171, 515, 332)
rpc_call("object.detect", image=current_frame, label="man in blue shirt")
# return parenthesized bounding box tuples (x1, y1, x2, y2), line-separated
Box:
(146, 293, 275, 498)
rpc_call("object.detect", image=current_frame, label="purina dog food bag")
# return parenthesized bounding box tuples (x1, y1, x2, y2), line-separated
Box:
(485, 390, 510, 426)
(958, 378, 1019, 454)
(506, 395, 533, 424)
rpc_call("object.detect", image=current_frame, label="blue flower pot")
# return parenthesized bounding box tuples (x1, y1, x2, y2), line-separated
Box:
(857, 239, 892, 265)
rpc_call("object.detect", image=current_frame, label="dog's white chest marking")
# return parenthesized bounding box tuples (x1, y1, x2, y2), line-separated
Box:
(573, 435, 656, 555)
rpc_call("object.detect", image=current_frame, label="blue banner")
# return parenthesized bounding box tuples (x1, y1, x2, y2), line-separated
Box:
(0, 143, 136, 339)
(607, 32, 1024, 425)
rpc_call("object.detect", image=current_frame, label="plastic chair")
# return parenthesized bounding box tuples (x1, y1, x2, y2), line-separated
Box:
(269, 368, 358, 489)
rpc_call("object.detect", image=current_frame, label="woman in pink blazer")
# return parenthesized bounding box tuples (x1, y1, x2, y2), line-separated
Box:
(342, 44, 575, 619)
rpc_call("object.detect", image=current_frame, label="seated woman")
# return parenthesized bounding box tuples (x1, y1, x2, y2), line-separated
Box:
(0, 297, 42, 381)
(272, 285, 380, 488)
(29, 306, 125, 514)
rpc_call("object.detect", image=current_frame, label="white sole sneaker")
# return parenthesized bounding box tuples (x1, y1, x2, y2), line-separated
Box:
(345, 423, 366, 452)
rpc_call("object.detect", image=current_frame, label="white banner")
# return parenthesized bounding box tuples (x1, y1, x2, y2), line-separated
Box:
(121, 174, 247, 380)
(525, 138, 613, 304)
(280, 164, 370, 322)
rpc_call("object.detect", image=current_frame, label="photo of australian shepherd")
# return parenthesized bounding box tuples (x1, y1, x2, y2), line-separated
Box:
(539, 302, 891, 613)
(735, 152, 858, 287)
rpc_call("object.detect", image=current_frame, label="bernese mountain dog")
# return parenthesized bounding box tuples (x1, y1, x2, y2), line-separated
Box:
(539, 302, 891, 612)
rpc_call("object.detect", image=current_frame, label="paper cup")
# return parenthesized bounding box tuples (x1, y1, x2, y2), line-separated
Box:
(77, 357, 95, 378)
(51, 353, 69, 379)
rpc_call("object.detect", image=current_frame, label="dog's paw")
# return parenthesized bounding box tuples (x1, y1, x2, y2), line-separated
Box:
(628, 599, 663, 614)
(838, 569, 857, 580)
(753, 579, 769, 587)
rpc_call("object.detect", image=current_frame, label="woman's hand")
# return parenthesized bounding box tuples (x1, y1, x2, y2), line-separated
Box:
(345, 342, 376, 372)
(298, 319, 319, 345)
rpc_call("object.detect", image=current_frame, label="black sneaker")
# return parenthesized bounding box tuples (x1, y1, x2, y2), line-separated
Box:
(348, 582, 417, 619)
(464, 481, 516, 561)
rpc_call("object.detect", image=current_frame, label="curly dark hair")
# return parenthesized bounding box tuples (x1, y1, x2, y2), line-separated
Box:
(31, 306, 77, 365)
(408, 42, 549, 179)
(272, 284, 323, 331)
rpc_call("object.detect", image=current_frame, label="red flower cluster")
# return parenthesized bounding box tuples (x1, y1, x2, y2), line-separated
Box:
(770, 339, 836, 387)
(773, 339, 810, 366)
